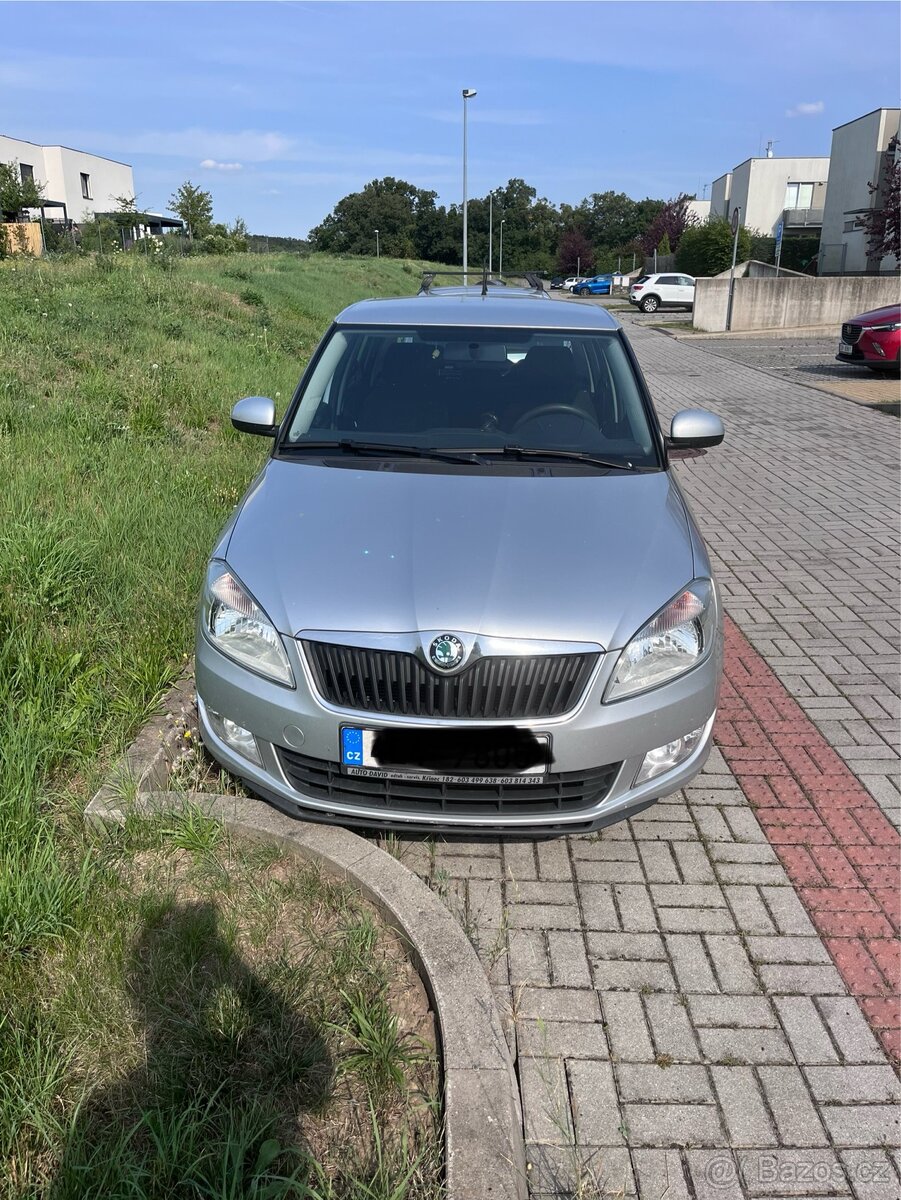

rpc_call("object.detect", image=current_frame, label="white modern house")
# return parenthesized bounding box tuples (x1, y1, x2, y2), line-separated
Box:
(685, 198, 711, 224)
(0, 133, 182, 240)
(710, 155, 830, 238)
(817, 108, 901, 276)
(0, 133, 136, 223)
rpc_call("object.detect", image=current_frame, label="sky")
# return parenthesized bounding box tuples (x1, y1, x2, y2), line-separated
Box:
(3, 1, 899, 238)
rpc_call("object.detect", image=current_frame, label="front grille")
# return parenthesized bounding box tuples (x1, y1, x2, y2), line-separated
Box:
(842, 323, 862, 345)
(276, 746, 621, 818)
(302, 641, 599, 719)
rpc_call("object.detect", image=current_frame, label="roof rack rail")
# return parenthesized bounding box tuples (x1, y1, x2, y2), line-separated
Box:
(418, 266, 546, 296)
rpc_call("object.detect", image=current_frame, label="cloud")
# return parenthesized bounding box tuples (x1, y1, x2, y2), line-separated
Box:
(786, 101, 825, 117)
(55, 127, 457, 171)
(200, 158, 243, 171)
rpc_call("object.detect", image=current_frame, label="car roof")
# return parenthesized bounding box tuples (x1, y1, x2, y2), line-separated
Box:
(335, 287, 621, 331)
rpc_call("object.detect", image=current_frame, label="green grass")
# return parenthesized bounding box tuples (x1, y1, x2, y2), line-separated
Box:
(0, 250, 445, 1197)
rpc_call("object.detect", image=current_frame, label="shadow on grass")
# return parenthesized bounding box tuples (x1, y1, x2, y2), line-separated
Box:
(49, 901, 332, 1198)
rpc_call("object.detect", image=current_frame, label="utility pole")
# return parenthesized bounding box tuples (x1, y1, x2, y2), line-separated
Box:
(488, 193, 493, 274)
(726, 206, 741, 331)
(462, 88, 476, 284)
(499, 219, 505, 276)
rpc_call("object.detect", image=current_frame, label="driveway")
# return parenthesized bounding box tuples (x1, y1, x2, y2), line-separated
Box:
(385, 320, 901, 1199)
(672, 331, 900, 414)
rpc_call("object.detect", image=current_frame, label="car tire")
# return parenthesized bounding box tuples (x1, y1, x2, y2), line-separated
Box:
(640, 296, 659, 313)
(578, 287, 590, 296)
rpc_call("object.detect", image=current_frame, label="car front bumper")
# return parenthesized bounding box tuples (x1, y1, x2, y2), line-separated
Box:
(195, 621, 722, 836)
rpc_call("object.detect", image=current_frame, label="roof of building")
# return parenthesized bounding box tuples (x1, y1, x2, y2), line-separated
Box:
(730, 155, 830, 171)
(831, 107, 901, 132)
(335, 288, 621, 331)
(0, 133, 132, 169)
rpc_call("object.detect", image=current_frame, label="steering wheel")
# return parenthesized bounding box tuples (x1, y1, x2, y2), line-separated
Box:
(511, 404, 599, 433)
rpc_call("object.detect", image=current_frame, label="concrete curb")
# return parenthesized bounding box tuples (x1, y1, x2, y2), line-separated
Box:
(665, 323, 836, 340)
(87, 684, 527, 1200)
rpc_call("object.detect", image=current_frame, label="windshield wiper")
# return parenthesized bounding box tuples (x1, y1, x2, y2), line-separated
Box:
(280, 439, 483, 465)
(460, 444, 636, 470)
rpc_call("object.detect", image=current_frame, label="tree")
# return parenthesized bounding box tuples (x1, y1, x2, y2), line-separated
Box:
(169, 180, 213, 240)
(658, 232, 672, 256)
(639, 194, 698, 255)
(556, 227, 594, 275)
(676, 217, 751, 277)
(309, 176, 437, 258)
(0, 160, 45, 221)
(572, 191, 663, 255)
(859, 136, 900, 268)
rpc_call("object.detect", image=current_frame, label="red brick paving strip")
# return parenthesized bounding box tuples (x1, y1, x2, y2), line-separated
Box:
(716, 615, 901, 1064)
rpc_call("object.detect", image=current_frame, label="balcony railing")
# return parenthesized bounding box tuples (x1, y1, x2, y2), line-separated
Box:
(783, 207, 825, 228)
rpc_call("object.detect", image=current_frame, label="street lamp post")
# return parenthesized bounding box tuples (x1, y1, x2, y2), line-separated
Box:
(374, 229, 379, 258)
(499, 219, 505, 276)
(462, 88, 476, 283)
(488, 193, 493, 274)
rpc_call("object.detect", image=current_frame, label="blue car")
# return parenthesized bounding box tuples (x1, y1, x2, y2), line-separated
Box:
(573, 275, 613, 297)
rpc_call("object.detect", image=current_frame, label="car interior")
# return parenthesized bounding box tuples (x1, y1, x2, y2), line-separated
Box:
(288, 328, 657, 462)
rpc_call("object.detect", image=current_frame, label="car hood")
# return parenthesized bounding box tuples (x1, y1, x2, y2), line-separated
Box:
(224, 460, 697, 651)
(846, 304, 901, 325)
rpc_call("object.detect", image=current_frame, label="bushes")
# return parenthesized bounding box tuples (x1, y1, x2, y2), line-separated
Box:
(676, 217, 751, 277)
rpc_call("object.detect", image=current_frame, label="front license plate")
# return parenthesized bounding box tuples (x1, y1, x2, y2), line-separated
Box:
(838, 341, 852, 355)
(340, 726, 550, 785)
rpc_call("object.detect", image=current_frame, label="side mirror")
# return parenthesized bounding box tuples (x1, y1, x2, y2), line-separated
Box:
(231, 396, 277, 437)
(668, 409, 725, 449)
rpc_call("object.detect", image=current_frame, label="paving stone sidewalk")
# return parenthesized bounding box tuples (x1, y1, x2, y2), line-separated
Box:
(384, 324, 900, 1199)
(671, 332, 900, 411)
(625, 319, 900, 827)
(391, 762, 899, 1199)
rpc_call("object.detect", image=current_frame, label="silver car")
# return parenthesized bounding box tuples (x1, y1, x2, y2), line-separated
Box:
(196, 279, 725, 835)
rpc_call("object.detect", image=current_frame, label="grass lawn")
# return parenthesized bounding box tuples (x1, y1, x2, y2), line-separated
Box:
(0, 250, 445, 1197)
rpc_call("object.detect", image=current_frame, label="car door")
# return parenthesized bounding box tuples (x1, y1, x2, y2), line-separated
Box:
(677, 275, 695, 307)
(656, 275, 679, 306)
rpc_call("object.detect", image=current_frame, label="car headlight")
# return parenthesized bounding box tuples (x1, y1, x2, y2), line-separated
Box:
(606, 579, 716, 701)
(202, 562, 294, 686)
(863, 322, 901, 332)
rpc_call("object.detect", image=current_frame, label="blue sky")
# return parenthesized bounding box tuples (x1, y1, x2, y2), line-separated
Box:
(4, 1, 899, 237)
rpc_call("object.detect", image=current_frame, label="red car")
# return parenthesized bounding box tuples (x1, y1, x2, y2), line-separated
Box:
(836, 303, 901, 373)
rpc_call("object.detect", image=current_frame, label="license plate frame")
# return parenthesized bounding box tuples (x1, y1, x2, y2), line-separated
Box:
(838, 340, 852, 355)
(340, 726, 551, 786)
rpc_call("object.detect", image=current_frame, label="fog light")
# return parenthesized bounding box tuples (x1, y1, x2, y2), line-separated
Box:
(207, 709, 262, 765)
(873, 343, 885, 357)
(635, 725, 705, 785)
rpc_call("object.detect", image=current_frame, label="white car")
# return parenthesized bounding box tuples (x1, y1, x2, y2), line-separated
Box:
(629, 273, 695, 313)
(563, 276, 585, 292)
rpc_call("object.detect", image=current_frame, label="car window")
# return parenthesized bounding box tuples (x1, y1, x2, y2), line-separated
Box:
(282, 325, 659, 468)
(657, 276, 679, 286)
(634, 276, 649, 285)
(679, 276, 695, 287)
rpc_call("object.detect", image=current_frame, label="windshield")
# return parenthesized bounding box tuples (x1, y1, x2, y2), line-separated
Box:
(281, 325, 659, 468)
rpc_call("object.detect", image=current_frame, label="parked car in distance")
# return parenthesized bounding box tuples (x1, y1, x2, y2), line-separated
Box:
(549, 276, 565, 290)
(574, 275, 613, 297)
(563, 276, 585, 291)
(836, 304, 901, 373)
(630, 273, 696, 313)
(197, 278, 726, 837)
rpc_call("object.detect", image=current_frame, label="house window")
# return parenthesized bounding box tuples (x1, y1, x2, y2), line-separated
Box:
(785, 182, 815, 209)
(20, 163, 34, 184)
(80, 172, 92, 200)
